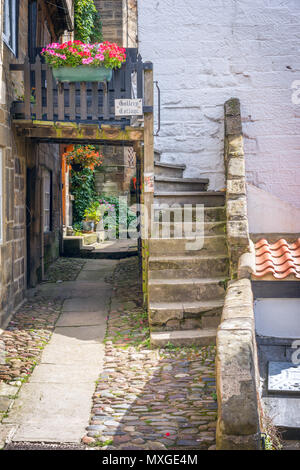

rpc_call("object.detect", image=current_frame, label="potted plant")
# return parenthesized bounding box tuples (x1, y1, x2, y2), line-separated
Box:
(41, 40, 126, 82)
(83, 201, 101, 232)
(63, 145, 103, 172)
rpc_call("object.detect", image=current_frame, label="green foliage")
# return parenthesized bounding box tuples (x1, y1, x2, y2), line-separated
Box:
(70, 168, 97, 225)
(84, 201, 101, 223)
(99, 195, 137, 238)
(74, 0, 103, 43)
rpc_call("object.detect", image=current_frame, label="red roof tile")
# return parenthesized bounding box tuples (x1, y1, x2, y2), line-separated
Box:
(254, 238, 300, 279)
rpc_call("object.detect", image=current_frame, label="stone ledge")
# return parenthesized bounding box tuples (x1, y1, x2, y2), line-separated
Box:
(224, 98, 251, 278)
(216, 278, 261, 450)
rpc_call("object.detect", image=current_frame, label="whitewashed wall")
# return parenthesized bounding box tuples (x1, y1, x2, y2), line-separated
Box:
(138, 0, 300, 207)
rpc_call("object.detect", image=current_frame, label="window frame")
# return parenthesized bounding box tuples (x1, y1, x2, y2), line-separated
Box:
(2, 0, 18, 56)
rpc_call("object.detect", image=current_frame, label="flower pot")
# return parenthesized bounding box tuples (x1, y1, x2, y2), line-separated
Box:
(52, 66, 113, 83)
(82, 220, 95, 232)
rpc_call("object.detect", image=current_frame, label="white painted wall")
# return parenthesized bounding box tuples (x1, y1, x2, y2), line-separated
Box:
(247, 183, 300, 233)
(138, 0, 300, 207)
(255, 298, 300, 338)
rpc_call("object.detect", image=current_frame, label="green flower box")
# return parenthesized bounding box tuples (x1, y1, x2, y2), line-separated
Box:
(52, 66, 113, 83)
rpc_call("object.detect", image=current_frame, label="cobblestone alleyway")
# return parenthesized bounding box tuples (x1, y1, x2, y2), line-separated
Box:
(0, 257, 217, 450)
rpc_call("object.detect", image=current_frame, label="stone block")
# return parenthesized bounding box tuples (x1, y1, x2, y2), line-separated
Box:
(227, 157, 245, 179)
(227, 220, 249, 245)
(216, 328, 260, 436)
(227, 178, 246, 197)
(216, 430, 260, 450)
(227, 197, 248, 220)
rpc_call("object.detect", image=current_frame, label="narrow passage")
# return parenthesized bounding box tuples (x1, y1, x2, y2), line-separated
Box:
(1, 257, 217, 450)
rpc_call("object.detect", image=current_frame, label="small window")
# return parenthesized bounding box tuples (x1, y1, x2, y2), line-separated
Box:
(3, 0, 18, 55)
(0, 149, 3, 244)
(43, 169, 52, 233)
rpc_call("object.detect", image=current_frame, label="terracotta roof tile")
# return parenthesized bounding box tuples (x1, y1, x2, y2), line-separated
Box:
(254, 238, 300, 279)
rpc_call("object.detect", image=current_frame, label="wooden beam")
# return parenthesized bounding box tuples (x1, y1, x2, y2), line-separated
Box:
(12, 121, 144, 142)
(141, 63, 154, 309)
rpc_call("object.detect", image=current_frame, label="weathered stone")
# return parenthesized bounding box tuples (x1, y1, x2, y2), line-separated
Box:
(216, 432, 261, 451)
(227, 158, 245, 179)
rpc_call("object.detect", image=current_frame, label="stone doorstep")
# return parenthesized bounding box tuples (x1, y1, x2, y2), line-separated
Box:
(154, 191, 226, 207)
(151, 220, 226, 237)
(154, 206, 226, 223)
(151, 329, 217, 347)
(149, 254, 229, 279)
(149, 300, 224, 326)
(149, 235, 228, 255)
(148, 277, 226, 303)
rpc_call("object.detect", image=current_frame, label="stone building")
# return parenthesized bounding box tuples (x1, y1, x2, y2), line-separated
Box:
(92, 0, 137, 202)
(0, 0, 73, 327)
(137, 0, 300, 235)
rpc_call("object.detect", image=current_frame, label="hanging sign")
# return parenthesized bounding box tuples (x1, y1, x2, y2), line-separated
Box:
(115, 99, 143, 117)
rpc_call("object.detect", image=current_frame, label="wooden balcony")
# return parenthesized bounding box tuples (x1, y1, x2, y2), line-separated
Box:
(10, 49, 152, 144)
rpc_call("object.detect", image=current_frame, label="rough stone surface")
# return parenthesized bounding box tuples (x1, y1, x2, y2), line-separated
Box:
(83, 258, 218, 450)
(138, 0, 300, 209)
(216, 278, 261, 450)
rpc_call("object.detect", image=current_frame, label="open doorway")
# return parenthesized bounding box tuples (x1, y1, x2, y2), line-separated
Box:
(61, 142, 141, 259)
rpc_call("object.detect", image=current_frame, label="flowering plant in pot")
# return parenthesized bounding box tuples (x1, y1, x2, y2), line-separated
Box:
(41, 40, 126, 82)
(63, 145, 103, 172)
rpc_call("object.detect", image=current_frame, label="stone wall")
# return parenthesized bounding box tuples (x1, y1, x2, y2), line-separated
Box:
(138, 0, 300, 207)
(216, 98, 262, 450)
(95, 0, 123, 44)
(0, 0, 62, 326)
(0, 0, 28, 326)
(216, 278, 262, 450)
(95, 146, 136, 202)
(224, 98, 250, 277)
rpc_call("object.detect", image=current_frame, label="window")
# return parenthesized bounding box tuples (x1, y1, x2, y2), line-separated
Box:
(0, 149, 3, 244)
(43, 169, 52, 233)
(3, 0, 18, 55)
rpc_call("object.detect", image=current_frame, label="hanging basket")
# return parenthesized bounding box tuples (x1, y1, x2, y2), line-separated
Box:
(71, 163, 84, 172)
(52, 65, 113, 83)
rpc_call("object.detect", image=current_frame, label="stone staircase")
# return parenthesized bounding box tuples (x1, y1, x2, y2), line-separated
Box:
(149, 151, 229, 347)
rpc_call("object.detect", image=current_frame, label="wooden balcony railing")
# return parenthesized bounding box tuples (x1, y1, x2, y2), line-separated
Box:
(10, 48, 152, 126)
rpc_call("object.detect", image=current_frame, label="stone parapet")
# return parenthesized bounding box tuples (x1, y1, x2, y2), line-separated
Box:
(215, 100, 261, 450)
(216, 278, 262, 450)
(224, 98, 251, 278)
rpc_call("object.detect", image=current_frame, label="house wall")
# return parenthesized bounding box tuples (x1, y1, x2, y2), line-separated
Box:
(95, 0, 123, 45)
(137, 0, 300, 208)
(0, 0, 62, 326)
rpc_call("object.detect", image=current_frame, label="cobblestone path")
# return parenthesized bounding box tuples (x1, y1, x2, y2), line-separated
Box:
(83, 258, 217, 450)
(0, 256, 217, 450)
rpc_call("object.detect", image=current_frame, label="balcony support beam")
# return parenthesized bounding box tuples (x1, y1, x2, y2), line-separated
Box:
(12, 121, 144, 144)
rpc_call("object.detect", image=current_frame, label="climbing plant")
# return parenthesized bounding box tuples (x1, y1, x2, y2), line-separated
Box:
(74, 0, 103, 44)
(70, 167, 98, 227)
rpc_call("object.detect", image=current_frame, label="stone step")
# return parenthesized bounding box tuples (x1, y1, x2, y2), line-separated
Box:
(154, 191, 225, 206)
(149, 300, 223, 331)
(152, 220, 226, 238)
(154, 161, 186, 178)
(149, 254, 229, 279)
(83, 233, 98, 245)
(154, 205, 226, 222)
(154, 176, 209, 192)
(149, 235, 228, 256)
(148, 277, 227, 303)
(151, 328, 217, 347)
